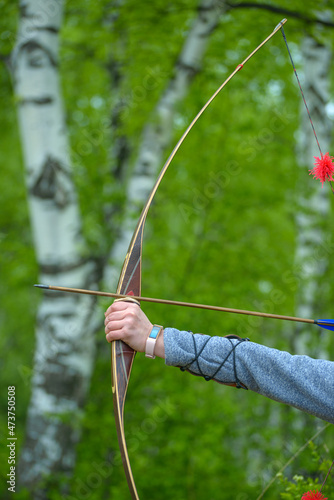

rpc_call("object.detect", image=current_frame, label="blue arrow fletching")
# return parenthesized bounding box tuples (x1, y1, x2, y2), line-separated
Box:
(316, 319, 334, 332)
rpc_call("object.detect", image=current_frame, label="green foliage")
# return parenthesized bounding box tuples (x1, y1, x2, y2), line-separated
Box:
(1, 0, 334, 499)
(279, 442, 334, 499)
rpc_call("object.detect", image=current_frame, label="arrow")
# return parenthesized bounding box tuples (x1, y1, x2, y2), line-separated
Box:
(34, 284, 334, 331)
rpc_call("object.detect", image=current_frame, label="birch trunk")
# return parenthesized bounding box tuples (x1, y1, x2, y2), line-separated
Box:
(294, 35, 332, 359)
(12, 0, 227, 494)
(104, 0, 227, 287)
(12, 1, 97, 495)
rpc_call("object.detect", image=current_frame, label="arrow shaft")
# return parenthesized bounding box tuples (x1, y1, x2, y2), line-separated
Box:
(35, 284, 316, 325)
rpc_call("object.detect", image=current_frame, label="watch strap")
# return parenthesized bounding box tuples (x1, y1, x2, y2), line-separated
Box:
(145, 325, 163, 359)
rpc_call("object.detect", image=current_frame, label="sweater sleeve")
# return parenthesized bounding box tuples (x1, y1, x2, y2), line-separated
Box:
(163, 327, 334, 424)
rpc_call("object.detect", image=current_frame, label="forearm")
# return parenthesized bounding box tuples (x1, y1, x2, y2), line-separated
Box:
(164, 328, 334, 424)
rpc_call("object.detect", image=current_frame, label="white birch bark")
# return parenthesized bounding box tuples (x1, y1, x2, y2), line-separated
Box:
(12, 0, 97, 493)
(294, 35, 332, 358)
(12, 0, 227, 493)
(245, 31, 333, 490)
(104, 0, 227, 287)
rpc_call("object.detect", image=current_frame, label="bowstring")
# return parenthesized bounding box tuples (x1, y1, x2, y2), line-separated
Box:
(281, 24, 334, 493)
(280, 26, 334, 194)
(320, 458, 334, 493)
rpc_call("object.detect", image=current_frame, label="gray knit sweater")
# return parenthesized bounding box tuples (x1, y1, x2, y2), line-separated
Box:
(164, 328, 334, 424)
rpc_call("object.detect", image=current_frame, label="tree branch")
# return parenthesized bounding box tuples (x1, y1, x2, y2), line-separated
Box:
(226, 2, 334, 28)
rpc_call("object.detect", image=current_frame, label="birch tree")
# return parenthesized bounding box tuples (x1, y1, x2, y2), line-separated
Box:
(293, 33, 332, 358)
(256, 25, 333, 493)
(105, 0, 227, 288)
(11, 0, 227, 496)
(12, 0, 97, 494)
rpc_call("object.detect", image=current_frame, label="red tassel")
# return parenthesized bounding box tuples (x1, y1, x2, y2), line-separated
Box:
(309, 152, 334, 187)
(301, 490, 327, 499)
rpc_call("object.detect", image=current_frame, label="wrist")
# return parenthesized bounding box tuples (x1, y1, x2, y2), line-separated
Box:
(153, 330, 165, 359)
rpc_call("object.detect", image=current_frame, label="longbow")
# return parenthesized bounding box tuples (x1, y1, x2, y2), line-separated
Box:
(111, 18, 287, 499)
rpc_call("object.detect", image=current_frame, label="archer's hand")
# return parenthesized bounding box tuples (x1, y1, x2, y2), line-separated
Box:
(104, 301, 153, 354)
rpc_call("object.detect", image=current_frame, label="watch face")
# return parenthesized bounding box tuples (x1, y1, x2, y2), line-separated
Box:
(149, 326, 161, 339)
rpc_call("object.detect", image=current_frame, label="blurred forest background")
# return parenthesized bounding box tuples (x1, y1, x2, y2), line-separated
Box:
(1, 0, 334, 499)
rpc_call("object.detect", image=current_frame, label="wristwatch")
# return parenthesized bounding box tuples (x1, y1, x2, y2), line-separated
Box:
(145, 325, 163, 359)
